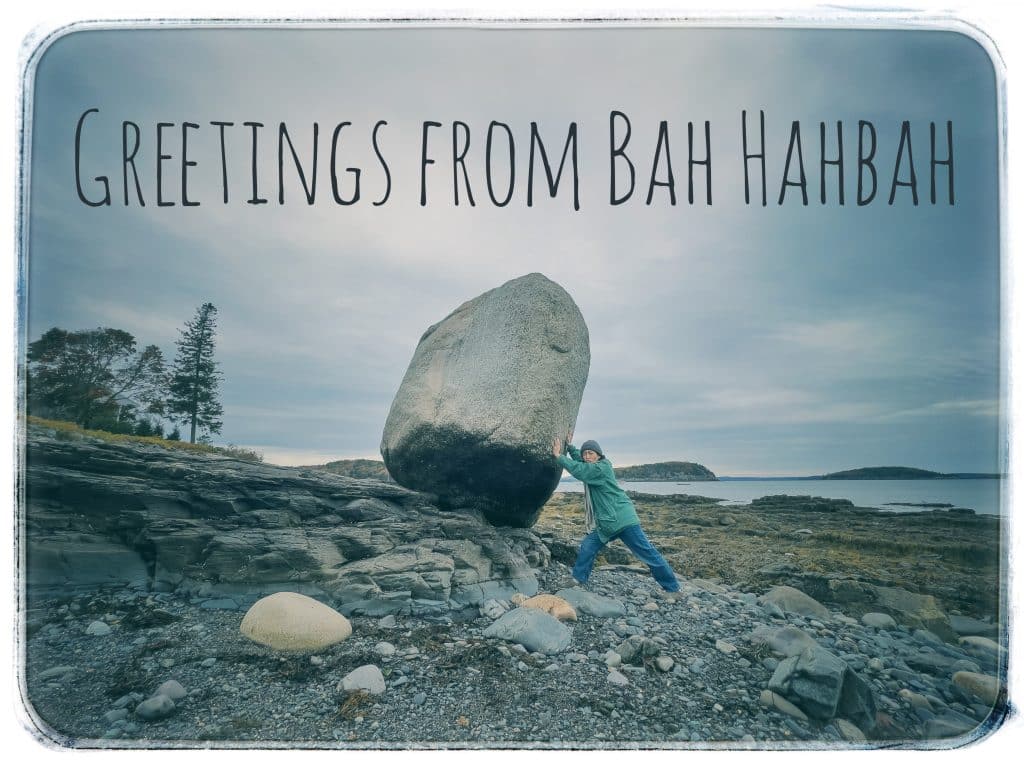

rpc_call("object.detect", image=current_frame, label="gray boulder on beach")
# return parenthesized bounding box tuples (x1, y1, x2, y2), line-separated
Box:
(749, 624, 818, 658)
(555, 587, 626, 618)
(135, 694, 175, 721)
(340, 664, 386, 696)
(768, 645, 876, 731)
(482, 606, 572, 653)
(380, 273, 590, 527)
(758, 586, 830, 620)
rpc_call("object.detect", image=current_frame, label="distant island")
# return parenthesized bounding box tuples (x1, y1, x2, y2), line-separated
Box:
(305, 459, 998, 485)
(609, 461, 718, 482)
(817, 466, 1002, 480)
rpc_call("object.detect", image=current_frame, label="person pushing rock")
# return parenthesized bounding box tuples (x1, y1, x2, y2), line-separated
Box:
(553, 433, 680, 592)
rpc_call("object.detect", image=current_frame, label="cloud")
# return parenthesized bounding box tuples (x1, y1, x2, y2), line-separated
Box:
(23, 27, 1002, 474)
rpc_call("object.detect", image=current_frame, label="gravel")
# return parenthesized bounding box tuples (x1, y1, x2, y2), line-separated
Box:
(21, 563, 999, 748)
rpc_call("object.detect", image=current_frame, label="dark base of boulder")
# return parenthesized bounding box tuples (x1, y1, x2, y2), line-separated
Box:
(383, 428, 560, 528)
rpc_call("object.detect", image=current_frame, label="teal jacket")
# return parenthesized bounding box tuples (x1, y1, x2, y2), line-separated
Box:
(557, 444, 640, 543)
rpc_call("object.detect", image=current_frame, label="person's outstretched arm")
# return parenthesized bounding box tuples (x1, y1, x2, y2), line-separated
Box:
(552, 438, 606, 483)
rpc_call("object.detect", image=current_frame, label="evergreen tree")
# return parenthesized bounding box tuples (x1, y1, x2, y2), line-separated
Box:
(166, 303, 223, 443)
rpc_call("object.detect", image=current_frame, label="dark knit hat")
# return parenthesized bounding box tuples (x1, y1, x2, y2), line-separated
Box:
(580, 440, 603, 457)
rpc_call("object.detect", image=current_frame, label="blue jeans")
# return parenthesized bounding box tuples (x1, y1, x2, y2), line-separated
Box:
(572, 524, 680, 591)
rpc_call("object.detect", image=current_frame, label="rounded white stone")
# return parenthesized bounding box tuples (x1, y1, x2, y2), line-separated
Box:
(85, 620, 111, 636)
(340, 664, 386, 695)
(374, 642, 397, 658)
(240, 592, 352, 652)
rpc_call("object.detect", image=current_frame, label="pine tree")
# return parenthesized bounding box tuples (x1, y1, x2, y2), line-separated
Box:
(167, 303, 223, 443)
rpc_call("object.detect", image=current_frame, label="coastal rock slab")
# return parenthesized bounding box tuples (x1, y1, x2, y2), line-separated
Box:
(25, 425, 550, 618)
(28, 534, 149, 591)
(482, 606, 572, 654)
(380, 273, 590, 527)
(758, 586, 830, 620)
(555, 587, 626, 618)
(240, 592, 352, 652)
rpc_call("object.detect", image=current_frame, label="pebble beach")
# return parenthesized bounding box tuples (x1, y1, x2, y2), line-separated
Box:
(22, 560, 1004, 749)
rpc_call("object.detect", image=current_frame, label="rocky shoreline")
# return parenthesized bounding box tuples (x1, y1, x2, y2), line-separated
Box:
(22, 563, 1006, 748)
(19, 427, 1008, 748)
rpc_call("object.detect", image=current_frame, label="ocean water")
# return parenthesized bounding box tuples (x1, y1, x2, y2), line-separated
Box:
(557, 478, 1005, 517)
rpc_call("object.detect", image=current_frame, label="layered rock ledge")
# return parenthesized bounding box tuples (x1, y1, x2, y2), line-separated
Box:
(24, 427, 548, 616)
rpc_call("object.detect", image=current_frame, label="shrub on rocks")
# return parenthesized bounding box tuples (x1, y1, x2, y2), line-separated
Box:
(240, 592, 352, 652)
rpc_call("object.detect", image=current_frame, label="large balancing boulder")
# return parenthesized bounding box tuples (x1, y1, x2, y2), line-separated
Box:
(381, 273, 589, 527)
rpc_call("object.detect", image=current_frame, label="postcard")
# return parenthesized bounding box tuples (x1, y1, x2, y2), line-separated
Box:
(15, 18, 1008, 750)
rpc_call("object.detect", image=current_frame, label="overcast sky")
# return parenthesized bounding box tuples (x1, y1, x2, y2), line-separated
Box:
(23, 25, 1001, 475)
